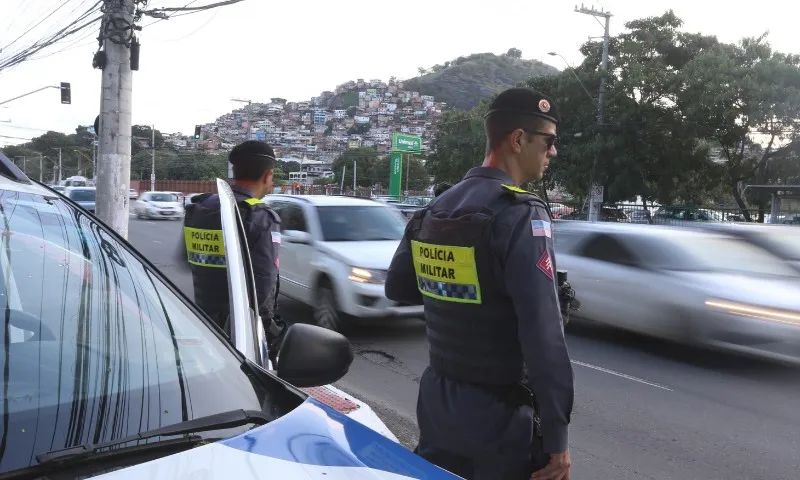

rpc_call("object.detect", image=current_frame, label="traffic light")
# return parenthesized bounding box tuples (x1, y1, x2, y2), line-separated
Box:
(60, 82, 71, 104)
(194, 125, 201, 139)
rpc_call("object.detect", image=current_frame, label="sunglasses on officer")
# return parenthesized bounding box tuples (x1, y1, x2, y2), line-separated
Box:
(521, 128, 557, 150)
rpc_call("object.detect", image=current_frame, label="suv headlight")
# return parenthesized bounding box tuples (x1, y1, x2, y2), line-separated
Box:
(348, 267, 387, 284)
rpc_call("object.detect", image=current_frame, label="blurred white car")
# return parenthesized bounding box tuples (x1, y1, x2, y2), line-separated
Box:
(263, 194, 424, 331)
(133, 191, 183, 220)
(554, 220, 800, 363)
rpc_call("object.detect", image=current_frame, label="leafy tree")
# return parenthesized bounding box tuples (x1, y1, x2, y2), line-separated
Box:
(506, 48, 522, 59)
(332, 148, 429, 191)
(678, 34, 800, 220)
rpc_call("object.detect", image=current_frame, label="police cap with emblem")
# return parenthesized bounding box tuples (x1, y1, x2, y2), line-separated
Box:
(484, 88, 560, 126)
(229, 140, 277, 180)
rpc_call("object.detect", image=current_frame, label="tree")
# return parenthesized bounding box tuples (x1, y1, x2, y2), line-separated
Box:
(678, 34, 800, 220)
(506, 48, 522, 59)
(426, 102, 488, 183)
(332, 148, 381, 188)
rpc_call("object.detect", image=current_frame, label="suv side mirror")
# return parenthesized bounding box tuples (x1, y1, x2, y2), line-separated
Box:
(283, 230, 311, 244)
(276, 323, 353, 387)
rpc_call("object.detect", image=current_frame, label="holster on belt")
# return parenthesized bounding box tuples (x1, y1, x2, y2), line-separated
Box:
(507, 383, 551, 473)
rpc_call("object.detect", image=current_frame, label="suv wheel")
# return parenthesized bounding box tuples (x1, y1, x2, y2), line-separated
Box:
(313, 278, 344, 332)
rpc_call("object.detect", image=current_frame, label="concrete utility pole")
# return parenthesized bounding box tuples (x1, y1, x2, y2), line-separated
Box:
(150, 125, 156, 191)
(57, 148, 62, 182)
(575, 4, 612, 223)
(96, 0, 135, 238)
(39, 153, 43, 182)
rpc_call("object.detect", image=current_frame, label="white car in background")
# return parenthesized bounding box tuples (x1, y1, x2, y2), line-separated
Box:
(263, 194, 424, 332)
(133, 191, 184, 220)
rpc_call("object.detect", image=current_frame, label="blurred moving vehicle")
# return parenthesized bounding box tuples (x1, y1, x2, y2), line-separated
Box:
(64, 186, 96, 214)
(133, 190, 184, 220)
(263, 194, 424, 332)
(554, 220, 800, 363)
(0, 156, 453, 478)
(689, 222, 800, 273)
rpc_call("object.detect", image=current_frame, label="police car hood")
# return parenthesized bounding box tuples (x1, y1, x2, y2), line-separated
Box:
(317, 241, 399, 270)
(90, 397, 458, 479)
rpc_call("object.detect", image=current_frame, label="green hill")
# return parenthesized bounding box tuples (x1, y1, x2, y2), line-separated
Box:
(401, 50, 559, 110)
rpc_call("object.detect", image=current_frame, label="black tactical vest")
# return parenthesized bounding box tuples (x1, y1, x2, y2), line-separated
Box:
(407, 186, 550, 386)
(183, 194, 266, 321)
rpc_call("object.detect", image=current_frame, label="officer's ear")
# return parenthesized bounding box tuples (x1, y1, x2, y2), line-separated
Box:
(508, 129, 526, 154)
(263, 169, 274, 183)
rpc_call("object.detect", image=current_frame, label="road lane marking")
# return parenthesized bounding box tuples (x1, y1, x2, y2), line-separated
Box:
(153, 240, 162, 244)
(572, 360, 673, 391)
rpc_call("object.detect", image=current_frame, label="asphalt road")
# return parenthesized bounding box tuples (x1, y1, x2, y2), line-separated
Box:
(129, 217, 800, 480)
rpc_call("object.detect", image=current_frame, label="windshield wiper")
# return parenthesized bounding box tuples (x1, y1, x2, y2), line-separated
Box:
(36, 409, 272, 464)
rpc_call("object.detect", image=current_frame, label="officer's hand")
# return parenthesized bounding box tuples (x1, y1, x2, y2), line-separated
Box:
(531, 449, 571, 480)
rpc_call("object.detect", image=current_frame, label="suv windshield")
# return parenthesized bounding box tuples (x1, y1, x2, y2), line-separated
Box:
(68, 189, 96, 202)
(317, 205, 406, 241)
(150, 193, 177, 202)
(0, 189, 275, 475)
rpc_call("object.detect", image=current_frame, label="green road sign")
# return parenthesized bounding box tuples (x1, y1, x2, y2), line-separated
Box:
(389, 152, 403, 197)
(392, 133, 422, 153)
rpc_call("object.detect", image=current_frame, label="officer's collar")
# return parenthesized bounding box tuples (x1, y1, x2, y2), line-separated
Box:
(463, 167, 515, 184)
(231, 183, 256, 198)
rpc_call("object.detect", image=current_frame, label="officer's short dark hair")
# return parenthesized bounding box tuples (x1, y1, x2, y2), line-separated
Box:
(229, 141, 277, 181)
(483, 88, 560, 155)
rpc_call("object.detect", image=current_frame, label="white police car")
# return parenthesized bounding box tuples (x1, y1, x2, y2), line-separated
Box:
(0, 151, 459, 479)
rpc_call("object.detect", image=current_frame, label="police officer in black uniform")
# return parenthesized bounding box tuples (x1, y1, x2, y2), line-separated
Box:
(385, 88, 573, 480)
(181, 140, 286, 363)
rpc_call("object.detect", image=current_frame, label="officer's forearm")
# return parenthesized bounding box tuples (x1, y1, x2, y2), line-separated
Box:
(515, 293, 574, 453)
(385, 242, 423, 304)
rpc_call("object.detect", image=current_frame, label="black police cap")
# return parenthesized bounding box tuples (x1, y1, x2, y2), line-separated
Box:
(229, 140, 276, 170)
(484, 88, 560, 125)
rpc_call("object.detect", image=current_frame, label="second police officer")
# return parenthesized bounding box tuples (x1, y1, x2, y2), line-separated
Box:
(182, 140, 286, 365)
(385, 88, 574, 480)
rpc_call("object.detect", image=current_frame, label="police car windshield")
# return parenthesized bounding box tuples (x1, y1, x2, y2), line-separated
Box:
(151, 193, 178, 202)
(0, 189, 276, 475)
(317, 205, 406, 241)
(68, 189, 95, 202)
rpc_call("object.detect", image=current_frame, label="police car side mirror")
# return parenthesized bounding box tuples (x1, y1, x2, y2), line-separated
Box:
(276, 323, 354, 388)
(283, 230, 311, 244)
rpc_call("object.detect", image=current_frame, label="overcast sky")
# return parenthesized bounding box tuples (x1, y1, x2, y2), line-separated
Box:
(0, 0, 795, 146)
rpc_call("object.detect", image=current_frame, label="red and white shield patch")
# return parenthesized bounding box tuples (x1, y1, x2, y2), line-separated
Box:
(537, 250, 554, 280)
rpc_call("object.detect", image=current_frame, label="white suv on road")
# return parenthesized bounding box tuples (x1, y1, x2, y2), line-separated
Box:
(263, 194, 424, 331)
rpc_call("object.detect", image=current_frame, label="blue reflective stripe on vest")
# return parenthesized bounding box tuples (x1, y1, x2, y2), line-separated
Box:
(417, 277, 479, 301)
(188, 251, 227, 267)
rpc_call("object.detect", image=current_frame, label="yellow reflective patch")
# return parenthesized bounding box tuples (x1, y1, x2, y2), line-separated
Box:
(245, 198, 263, 205)
(502, 184, 529, 194)
(183, 227, 227, 268)
(410, 240, 482, 304)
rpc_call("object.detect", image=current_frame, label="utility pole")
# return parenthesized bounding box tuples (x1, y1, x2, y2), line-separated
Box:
(150, 125, 156, 191)
(57, 148, 62, 183)
(576, 3, 612, 222)
(39, 154, 43, 183)
(353, 159, 357, 194)
(96, 0, 135, 238)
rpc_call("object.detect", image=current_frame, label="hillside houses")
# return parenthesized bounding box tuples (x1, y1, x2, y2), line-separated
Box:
(188, 78, 446, 183)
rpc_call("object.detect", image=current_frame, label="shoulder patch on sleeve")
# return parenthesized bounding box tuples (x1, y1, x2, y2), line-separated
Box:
(537, 250, 554, 280)
(531, 220, 552, 238)
(271, 231, 281, 244)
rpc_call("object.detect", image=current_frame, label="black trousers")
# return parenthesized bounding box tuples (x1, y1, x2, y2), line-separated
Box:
(414, 367, 549, 480)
